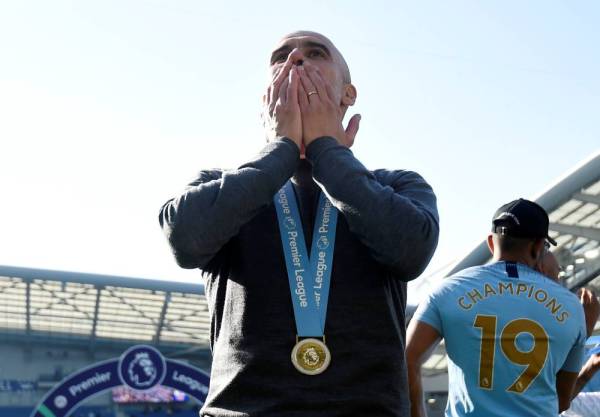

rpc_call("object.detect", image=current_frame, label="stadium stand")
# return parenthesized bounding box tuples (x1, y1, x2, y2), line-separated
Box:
(0, 266, 210, 416)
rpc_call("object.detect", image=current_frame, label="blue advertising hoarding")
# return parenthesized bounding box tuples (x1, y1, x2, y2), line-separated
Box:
(31, 345, 209, 417)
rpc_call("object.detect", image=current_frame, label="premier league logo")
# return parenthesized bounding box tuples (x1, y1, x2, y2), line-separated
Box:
(303, 347, 321, 367)
(128, 353, 157, 387)
(118, 345, 166, 391)
(284, 217, 296, 230)
(317, 236, 329, 250)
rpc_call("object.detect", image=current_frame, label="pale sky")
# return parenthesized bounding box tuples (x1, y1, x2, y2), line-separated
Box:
(1, 1, 598, 304)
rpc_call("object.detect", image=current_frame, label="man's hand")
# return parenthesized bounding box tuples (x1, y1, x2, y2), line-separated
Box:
(262, 58, 302, 149)
(579, 288, 600, 337)
(297, 62, 360, 148)
(572, 353, 600, 400)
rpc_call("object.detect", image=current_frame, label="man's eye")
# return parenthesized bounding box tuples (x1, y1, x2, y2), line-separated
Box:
(307, 49, 325, 58)
(272, 54, 287, 64)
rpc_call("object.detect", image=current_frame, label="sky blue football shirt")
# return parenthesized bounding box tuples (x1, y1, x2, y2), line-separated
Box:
(413, 261, 587, 417)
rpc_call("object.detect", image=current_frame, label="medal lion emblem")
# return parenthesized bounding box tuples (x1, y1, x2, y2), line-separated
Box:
(302, 347, 321, 367)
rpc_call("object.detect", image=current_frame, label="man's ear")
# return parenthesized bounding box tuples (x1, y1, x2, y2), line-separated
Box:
(536, 253, 546, 275)
(342, 83, 357, 107)
(487, 234, 495, 255)
(531, 239, 545, 264)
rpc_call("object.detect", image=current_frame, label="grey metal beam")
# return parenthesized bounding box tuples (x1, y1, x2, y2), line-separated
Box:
(446, 243, 491, 277)
(549, 223, 600, 242)
(567, 263, 600, 292)
(573, 192, 600, 206)
(89, 285, 102, 351)
(0, 264, 205, 295)
(0, 331, 212, 358)
(155, 292, 171, 344)
(26, 279, 31, 336)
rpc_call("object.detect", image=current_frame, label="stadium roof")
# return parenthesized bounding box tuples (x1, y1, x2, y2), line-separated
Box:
(0, 265, 211, 352)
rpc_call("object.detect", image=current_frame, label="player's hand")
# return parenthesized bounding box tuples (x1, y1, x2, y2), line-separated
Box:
(262, 58, 302, 149)
(579, 287, 600, 337)
(297, 61, 360, 148)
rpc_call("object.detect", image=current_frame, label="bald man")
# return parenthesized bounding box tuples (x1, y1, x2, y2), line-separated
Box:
(159, 31, 439, 416)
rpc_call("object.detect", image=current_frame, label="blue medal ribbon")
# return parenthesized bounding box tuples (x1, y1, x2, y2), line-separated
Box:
(274, 181, 338, 337)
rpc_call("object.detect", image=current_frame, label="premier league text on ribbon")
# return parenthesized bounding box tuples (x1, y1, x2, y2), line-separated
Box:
(274, 183, 338, 339)
(277, 188, 334, 310)
(278, 188, 309, 308)
(313, 198, 333, 307)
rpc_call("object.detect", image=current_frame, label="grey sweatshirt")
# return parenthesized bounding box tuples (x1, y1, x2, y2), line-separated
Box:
(159, 137, 439, 417)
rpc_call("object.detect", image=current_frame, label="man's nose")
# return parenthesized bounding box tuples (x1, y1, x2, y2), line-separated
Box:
(288, 48, 305, 66)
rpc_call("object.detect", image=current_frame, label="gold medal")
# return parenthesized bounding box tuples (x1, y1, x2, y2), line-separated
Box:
(291, 338, 331, 375)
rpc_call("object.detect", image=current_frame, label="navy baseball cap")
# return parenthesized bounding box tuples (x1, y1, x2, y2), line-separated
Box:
(492, 198, 557, 246)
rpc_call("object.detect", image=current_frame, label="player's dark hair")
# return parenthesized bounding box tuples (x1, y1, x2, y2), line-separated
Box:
(496, 235, 536, 254)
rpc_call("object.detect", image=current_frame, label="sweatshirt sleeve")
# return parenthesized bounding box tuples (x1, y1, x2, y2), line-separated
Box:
(306, 136, 439, 280)
(159, 138, 300, 269)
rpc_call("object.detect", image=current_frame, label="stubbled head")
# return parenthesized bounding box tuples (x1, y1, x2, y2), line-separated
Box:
(487, 233, 547, 268)
(268, 30, 356, 113)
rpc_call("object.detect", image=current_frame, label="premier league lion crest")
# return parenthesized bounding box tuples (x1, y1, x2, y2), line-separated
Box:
(118, 345, 166, 391)
(302, 346, 321, 366)
(128, 352, 157, 387)
(284, 217, 296, 230)
(317, 236, 329, 250)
